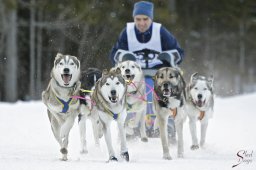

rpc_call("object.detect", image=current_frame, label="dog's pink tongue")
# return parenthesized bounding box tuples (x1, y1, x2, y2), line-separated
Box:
(63, 75, 71, 84)
(197, 100, 203, 107)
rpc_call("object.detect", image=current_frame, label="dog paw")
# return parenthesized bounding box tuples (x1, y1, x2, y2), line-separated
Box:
(141, 137, 148, 142)
(163, 153, 172, 160)
(190, 145, 199, 150)
(108, 156, 118, 162)
(121, 151, 129, 162)
(60, 154, 68, 161)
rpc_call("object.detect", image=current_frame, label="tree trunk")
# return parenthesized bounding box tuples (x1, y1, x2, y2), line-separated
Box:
(29, 0, 36, 99)
(36, 9, 42, 99)
(238, 0, 246, 94)
(168, 0, 176, 24)
(5, 9, 18, 102)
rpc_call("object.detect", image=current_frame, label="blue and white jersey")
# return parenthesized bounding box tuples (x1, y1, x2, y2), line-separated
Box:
(126, 22, 163, 68)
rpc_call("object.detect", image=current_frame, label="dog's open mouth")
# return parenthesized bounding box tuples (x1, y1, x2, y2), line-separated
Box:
(196, 99, 206, 107)
(61, 74, 72, 85)
(109, 96, 118, 103)
(163, 89, 171, 97)
(125, 74, 135, 82)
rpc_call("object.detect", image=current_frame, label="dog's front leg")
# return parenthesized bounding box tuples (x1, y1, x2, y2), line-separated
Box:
(79, 104, 92, 153)
(175, 107, 185, 158)
(102, 120, 116, 161)
(139, 108, 148, 142)
(78, 114, 88, 154)
(200, 119, 208, 147)
(59, 116, 76, 160)
(117, 116, 129, 162)
(90, 110, 103, 146)
(175, 120, 184, 158)
(158, 114, 171, 160)
(189, 116, 199, 150)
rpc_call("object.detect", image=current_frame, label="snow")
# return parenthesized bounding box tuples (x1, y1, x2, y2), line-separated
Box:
(0, 93, 256, 170)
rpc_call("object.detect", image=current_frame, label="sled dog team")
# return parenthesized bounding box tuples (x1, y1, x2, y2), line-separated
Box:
(42, 53, 214, 161)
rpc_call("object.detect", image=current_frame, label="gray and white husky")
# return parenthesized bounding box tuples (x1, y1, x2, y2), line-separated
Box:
(42, 53, 83, 161)
(91, 68, 129, 162)
(186, 73, 214, 150)
(117, 60, 148, 142)
(153, 67, 187, 159)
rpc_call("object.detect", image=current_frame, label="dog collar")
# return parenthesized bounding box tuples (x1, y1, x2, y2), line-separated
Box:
(97, 95, 120, 120)
(103, 107, 119, 120)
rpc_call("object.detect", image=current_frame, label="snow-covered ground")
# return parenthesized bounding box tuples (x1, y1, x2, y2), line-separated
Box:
(0, 93, 256, 170)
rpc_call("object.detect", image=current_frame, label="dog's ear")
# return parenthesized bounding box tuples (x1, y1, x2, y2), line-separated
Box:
(50, 69, 53, 78)
(115, 67, 121, 75)
(134, 62, 142, 71)
(72, 56, 80, 69)
(102, 69, 108, 76)
(190, 72, 198, 82)
(56, 53, 63, 59)
(152, 69, 159, 81)
(207, 75, 214, 89)
(54, 53, 63, 68)
(177, 70, 187, 100)
(152, 75, 156, 81)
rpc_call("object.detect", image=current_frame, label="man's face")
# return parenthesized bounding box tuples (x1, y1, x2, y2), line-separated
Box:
(134, 15, 152, 33)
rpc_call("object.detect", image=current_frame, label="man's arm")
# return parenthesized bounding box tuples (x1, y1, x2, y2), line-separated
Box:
(109, 27, 129, 65)
(160, 26, 184, 65)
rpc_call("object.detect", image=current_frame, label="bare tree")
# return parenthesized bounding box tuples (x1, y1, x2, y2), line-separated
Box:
(36, 9, 43, 98)
(29, 0, 36, 99)
(4, 0, 18, 102)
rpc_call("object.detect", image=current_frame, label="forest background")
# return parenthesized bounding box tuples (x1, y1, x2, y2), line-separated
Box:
(1, 0, 256, 102)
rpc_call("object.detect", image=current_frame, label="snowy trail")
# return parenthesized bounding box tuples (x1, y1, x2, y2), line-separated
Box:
(0, 94, 256, 170)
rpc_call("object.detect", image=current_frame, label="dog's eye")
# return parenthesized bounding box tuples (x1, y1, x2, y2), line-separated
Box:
(203, 88, 207, 90)
(132, 65, 135, 68)
(122, 66, 125, 69)
(159, 74, 164, 79)
(70, 62, 74, 65)
(195, 87, 198, 90)
(116, 82, 120, 85)
(106, 83, 110, 86)
(170, 75, 174, 78)
(59, 62, 63, 66)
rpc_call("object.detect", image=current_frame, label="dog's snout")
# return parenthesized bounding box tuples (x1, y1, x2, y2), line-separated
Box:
(198, 94, 202, 99)
(163, 83, 169, 89)
(111, 90, 116, 96)
(125, 69, 130, 74)
(64, 68, 70, 74)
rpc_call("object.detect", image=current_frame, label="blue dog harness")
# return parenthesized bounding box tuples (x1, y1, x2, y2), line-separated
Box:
(55, 95, 77, 113)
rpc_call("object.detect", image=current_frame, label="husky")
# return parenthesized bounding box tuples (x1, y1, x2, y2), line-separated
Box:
(186, 73, 214, 150)
(153, 67, 186, 159)
(117, 60, 148, 142)
(91, 68, 129, 162)
(78, 68, 103, 154)
(42, 53, 81, 161)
